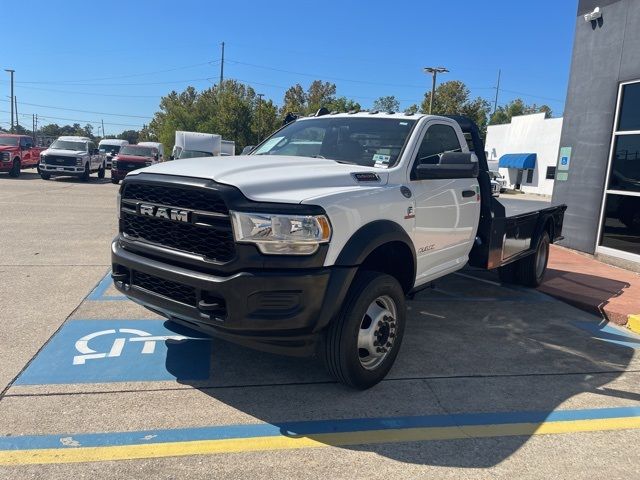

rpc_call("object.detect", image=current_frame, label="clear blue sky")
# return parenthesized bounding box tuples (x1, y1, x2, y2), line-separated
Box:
(2, 0, 578, 135)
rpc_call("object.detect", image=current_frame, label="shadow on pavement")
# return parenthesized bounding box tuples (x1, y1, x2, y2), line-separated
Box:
(540, 268, 630, 320)
(162, 282, 635, 468)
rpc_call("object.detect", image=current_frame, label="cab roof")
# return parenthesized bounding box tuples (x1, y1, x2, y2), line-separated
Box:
(57, 136, 91, 141)
(296, 111, 443, 122)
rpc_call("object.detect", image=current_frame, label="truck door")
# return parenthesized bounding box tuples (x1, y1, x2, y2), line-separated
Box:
(19, 137, 31, 166)
(408, 121, 481, 283)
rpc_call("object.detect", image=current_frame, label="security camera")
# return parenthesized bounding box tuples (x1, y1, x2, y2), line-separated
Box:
(584, 7, 602, 22)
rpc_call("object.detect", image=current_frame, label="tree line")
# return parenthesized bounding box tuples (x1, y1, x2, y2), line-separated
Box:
(1, 79, 552, 152)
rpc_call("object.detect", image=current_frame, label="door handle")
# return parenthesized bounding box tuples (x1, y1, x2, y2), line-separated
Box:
(462, 190, 475, 198)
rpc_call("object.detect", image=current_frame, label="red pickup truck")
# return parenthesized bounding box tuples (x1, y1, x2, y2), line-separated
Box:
(0, 134, 44, 177)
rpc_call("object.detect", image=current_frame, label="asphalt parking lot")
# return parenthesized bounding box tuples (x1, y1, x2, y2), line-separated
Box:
(1, 171, 639, 479)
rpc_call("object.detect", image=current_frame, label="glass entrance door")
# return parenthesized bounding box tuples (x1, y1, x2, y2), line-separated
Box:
(597, 80, 640, 260)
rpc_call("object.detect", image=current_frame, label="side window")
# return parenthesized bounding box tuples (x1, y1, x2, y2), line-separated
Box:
(414, 124, 462, 168)
(88, 142, 95, 153)
(19, 137, 27, 148)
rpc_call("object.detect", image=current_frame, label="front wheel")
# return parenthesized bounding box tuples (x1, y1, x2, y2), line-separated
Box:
(97, 163, 105, 179)
(111, 177, 119, 184)
(8, 159, 20, 177)
(81, 164, 90, 182)
(322, 271, 406, 390)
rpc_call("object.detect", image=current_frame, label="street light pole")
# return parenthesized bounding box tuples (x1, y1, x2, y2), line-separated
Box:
(5, 69, 15, 132)
(423, 66, 448, 114)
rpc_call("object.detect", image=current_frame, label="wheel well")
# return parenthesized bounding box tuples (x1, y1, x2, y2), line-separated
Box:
(359, 241, 415, 293)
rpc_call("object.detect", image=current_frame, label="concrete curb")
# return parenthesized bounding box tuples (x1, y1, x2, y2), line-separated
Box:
(627, 314, 640, 335)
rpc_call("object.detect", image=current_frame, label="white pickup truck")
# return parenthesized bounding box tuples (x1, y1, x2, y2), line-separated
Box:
(111, 112, 566, 389)
(40, 136, 105, 181)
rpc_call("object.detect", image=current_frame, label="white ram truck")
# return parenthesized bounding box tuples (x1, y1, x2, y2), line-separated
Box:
(111, 113, 566, 389)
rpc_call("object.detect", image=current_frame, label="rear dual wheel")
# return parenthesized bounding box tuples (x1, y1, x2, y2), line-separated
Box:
(498, 231, 550, 287)
(323, 271, 406, 390)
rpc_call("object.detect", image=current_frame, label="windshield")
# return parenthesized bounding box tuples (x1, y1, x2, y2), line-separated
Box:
(0, 136, 19, 147)
(50, 140, 87, 151)
(100, 144, 122, 155)
(120, 145, 155, 157)
(252, 117, 417, 167)
(178, 150, 214, 159)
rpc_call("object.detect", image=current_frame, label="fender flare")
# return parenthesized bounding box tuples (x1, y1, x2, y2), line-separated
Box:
(335, 220, 417, 275)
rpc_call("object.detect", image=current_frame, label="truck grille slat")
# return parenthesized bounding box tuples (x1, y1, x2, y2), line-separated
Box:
(133, 271, 197, 306)
(120, 182, 236, 263)
(123, 183, 228, 214)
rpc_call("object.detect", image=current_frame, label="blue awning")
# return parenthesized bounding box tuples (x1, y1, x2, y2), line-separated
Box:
(498, 153, 537, 169)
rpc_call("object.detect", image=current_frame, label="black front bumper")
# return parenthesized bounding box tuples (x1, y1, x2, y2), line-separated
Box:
(111, 239, 356, 356)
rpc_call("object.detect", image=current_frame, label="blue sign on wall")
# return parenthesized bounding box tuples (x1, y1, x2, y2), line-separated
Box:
(16, 320, 212, 385)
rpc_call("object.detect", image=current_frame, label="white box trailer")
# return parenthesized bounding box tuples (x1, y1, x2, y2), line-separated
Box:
(172, 131, 235, 159)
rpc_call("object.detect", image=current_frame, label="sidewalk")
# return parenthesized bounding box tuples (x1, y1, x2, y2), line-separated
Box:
(539, 245, 640, 327)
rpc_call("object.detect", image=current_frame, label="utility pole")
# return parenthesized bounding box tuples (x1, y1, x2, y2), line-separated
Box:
(14, 96, 18, 130)
(32, 114, 35, 137)
(5, 69, 14, 132)
(101, 119, 105, 138)
(423, 67, 448, 114)
(220, 41, 225, 85)
(257, 93, 264, 142)
(493, 69, 501, 114)
(35, 114, 38, 144)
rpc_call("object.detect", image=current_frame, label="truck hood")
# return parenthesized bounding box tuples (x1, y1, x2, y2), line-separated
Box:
(128, 155, 389, 203)
(116, 154, 152, 162)
(0, 145, 18, 152)
(42, 148, 86, 156)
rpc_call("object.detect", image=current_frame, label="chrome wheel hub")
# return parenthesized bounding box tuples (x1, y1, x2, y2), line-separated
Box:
(358, 295, 397, 370)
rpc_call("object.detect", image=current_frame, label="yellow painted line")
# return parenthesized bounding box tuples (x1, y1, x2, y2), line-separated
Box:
(1, 417, 640, 465)
(627, 314, 640, 335)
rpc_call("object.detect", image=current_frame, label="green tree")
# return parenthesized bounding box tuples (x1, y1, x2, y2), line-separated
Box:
(306, 80, 336, 114)
(489, 98, 553, 125)
(281, 84, 306, 116)
(117, 130, 139, 144)
(326, 96, 361, 113)
(421, 80, 491, 135)
(372, 95, 400, 112)
(405, 104, 419, 115)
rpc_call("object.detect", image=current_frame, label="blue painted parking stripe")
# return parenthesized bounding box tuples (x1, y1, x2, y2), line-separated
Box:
(572, 321, 640, 349)
(87, 271, 127, 301)
(1, 406, 638, 451)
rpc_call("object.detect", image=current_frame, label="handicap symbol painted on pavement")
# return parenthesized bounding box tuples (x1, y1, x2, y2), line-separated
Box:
(16, 320, 212, 385)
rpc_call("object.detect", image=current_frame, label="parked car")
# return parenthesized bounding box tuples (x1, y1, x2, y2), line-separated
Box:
(490, 178, 501, 197)
(489, 169, 507, 193)
(99, 139, 129, 169)
(111, 144, 160, 184)
(111, 113, 566, 389)
(39, 136, 105, 181)
(0, 134, 44, 177)
(171, 131, 235, 159)
(137, 142, 165, 163)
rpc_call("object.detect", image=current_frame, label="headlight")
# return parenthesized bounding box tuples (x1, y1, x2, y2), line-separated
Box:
(39, 155, 46, 163)
(230, 211, 331, 255)
(145, 160, 152, 166)
(76, 157, 83, 166)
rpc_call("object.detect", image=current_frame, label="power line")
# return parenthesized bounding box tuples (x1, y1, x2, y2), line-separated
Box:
(0, 109, 144, 128)
(7, 85, 163, 98)
(13, 60, 219, 85)
(0, 98, 150, 118)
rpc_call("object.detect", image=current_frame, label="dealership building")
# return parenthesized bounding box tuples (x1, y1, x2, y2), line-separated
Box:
(552, 0, 640, 267)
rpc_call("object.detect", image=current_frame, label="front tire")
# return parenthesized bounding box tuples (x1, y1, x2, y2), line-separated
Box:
(40, 172, 51, 180)
(111, 177, 119, 184)
(98, 163, 105, 179)
(322, 271, 406, 390)
(81, 164, 90, 182)
(9, 159, 20, 177)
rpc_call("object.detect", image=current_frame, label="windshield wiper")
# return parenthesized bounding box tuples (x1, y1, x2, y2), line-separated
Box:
(331, 159, 358, 165)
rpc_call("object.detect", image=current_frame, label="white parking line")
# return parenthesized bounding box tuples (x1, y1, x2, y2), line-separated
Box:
(454, 272, 503, 287)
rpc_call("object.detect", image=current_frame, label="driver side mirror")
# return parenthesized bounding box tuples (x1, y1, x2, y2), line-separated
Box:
(241, 145, 255, 155)
(414, 152, 479, 180)
(93, 148, 100, 155)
